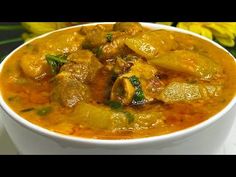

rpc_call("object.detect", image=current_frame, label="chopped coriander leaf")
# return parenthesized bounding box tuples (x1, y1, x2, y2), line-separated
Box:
(106, 33, 113, 42)
(37, 107, 52, 116)
(129, 75, 140, 87)
(93, 46, 103, 57)
(123, 111, 135, 124)
(8, 96, 16, 102)
(133, 88, 145, 103)
(106, 100, 123, 110)
(20, 108, 35, 113)
(129, 75, 145, 105)
(46, 54, 67, 74)
(105, 100, 135, 123)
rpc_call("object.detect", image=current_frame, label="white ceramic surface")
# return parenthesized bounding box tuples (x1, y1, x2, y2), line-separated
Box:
(0, 22, 236, 154)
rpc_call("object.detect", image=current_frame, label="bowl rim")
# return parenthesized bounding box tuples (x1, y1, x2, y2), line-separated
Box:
(0, 22, 236, 145)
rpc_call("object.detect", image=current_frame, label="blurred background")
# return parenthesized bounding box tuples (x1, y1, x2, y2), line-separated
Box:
(1, 22, 236, 62)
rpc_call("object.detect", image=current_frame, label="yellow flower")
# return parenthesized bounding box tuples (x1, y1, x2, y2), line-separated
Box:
(21, 22, 73, 35)
(156, 22, 173, 26)
(177, 22, 236, 47)
(20, 22, 81, 41)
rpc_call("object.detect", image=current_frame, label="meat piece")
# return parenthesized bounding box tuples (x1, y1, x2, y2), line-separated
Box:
(51, 72, 90, 107)
(111, 60, 160, 105)
(113, 22, 143, 35)
(111, 76, 136, 105)
(98, 23, 143, 59)
(71, 102, 165, 131)
(79, 24, 108, 35)
(81, 25, 112, 49)
(99, 36, 133, 59)
(51, 50, 103, 107)
(20, 53, 50, 79)
(20, 30, 85, 80)
(112, 57, 134, 75)
(61, 50, 103, 83)
(83, 23, 143, 60)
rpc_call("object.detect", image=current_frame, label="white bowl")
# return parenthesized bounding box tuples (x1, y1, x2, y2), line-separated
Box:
(0, 22, 236, 154)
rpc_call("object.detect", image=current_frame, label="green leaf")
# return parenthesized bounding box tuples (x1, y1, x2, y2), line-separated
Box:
(36, 107, 52, 116)
(0, 37, 23, 46)
(129, 75, 145, 105)
(105, 100, 135, 123)
(93, 46, 103, 58)
(46, 54, 67, 74)
(226, 47, 236, 58)
(106, 33, 113, 42)
(0, 25, 24, 31)
(7, 96, 17, 102)
(214, 38, 236, 58)
(133, 88, 145, 103)
(20, 108, 35, 113)
(123, 111, 135, 124)
(106, 100, 123, 110)
(129, 75, 140, 87)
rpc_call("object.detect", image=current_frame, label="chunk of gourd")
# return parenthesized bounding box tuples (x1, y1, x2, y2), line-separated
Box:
(72, 102, 165, 131)
(158, 82, 222, 103)
(125, 30, 178, 59)
(72, 102, 128, 130)
(150, 50, 223, 80)
(44, 31, 85, 54)
(20, 53, 50, 79)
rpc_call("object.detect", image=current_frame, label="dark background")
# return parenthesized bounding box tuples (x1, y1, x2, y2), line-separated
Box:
(0, 22, 26, 59)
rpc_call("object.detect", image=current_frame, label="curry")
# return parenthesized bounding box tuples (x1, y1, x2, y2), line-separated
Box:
(1, 22, 236, 139)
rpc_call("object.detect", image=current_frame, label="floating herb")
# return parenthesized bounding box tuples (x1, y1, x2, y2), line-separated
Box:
(105, 100, 134, 124)
(93, 46, 103, 58)
(129, 75, 140, 86)
(20, 108, 35, 113)
(129, 75, 145, 105)
(36, 107, 52, 116)
(106, 33, 113, 42)
(46, 54, 67, 74)
(123, 111, 135, 124)
(8, 96, 16, 102)
(133, 88, 145, 102)
(106, 100, 123, 110)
